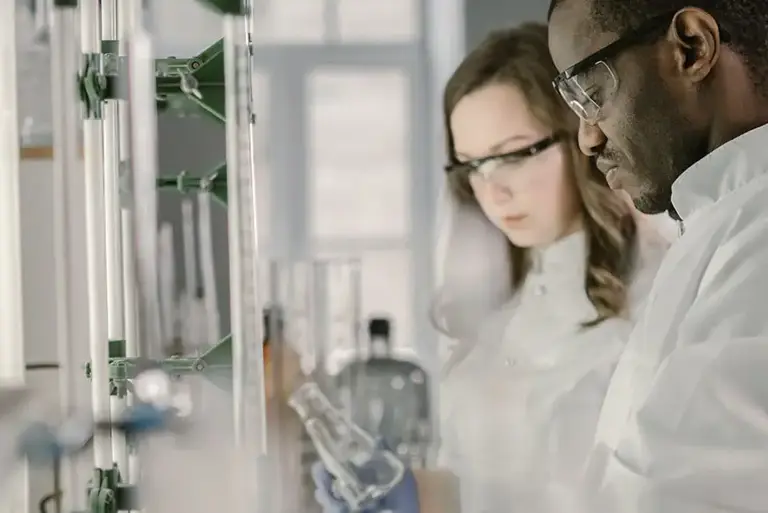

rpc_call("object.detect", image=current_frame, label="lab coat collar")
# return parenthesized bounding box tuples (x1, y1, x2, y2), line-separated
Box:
(672, 123, 768, 220)
(529, 229, 587, 279)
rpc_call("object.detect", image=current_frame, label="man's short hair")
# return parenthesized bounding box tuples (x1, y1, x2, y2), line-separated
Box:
(548, 0, 768, 88)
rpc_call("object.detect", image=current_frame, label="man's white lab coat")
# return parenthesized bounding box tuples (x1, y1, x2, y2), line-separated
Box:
(585, 123, 768, 513)
(432, 201, 668, 513)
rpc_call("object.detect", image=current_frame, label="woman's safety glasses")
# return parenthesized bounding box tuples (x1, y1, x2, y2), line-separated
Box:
(552, 9, 730, 125)
(444, 133, 563, 185)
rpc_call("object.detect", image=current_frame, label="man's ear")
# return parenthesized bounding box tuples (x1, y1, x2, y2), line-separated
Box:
(668, 7, 722, 82)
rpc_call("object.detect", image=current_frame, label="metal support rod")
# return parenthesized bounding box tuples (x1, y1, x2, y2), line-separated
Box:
(120, 211, 139, 487)
(159, 223, 175, 346)
(0, 0, 28, 511)
(224, 12, 270, 509)
(101, 0, 129, 477)
(181, 200, 200, 347)
(50, 0, 81, 508)
(125, 0, 163, 358)
(80, 0, 113, 469)
(224, 12, 266, 449)
(198, 191, 221, 347)
(117, 0, 140, 495)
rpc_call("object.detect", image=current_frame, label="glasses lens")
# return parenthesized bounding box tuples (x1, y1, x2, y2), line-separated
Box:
(557, 61, 616, 123)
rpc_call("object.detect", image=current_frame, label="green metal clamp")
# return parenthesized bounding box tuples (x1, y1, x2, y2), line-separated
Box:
(79, 52, 106, 119)
(79, 38, 230, 202)
(85, 336, 235, 395)
(94, 39, 227, 123)
(81, 465, 137, 513)
(196, 0, 249, 16)
(155, 164, 229, 206)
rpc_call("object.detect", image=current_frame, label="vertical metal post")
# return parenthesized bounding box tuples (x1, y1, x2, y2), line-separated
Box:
(100, 0, 129, 478)
(222, 3, 269, 510)
(425, 0, 465, 465)
(51, 0, 82, 508)
(116, 0, 140, 494)
(80, 0, 113, 469)
(125, 0, 162, 360)
(159, 223, 176, 347)
(223, 5, 266, 451)
(0, 0, 27, 511)
(181, 200, 200, 347)
(198, 191, 221, 346)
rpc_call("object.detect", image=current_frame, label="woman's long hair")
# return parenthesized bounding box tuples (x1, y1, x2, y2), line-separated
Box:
(441, 23, 637, 327)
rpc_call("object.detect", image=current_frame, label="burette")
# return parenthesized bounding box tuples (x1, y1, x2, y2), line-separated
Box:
(223, 2, 268, 457)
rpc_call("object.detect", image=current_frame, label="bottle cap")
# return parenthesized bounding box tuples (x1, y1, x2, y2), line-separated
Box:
(368, 317, 390, 338)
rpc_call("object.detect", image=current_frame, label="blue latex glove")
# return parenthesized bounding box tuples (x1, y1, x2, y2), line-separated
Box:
(311, 460, 420, 513)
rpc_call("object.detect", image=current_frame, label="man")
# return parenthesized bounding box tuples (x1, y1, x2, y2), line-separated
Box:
(546, 1, 768, 512)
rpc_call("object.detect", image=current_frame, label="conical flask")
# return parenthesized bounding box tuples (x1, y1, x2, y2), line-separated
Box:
(288, 381, 405, 511)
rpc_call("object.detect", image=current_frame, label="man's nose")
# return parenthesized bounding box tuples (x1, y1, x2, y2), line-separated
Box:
(577, 118, 607, 156)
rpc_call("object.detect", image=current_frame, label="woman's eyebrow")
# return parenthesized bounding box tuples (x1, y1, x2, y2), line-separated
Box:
(455, 134, 537, 160)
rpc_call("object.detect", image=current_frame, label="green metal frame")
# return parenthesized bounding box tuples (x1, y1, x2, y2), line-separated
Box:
(76, 2, 241, 511)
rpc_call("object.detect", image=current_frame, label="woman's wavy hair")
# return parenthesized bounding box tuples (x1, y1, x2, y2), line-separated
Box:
(442, 22, 637, 326)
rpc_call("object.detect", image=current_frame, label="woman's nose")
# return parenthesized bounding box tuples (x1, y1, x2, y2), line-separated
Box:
(487, 178, 514, 203)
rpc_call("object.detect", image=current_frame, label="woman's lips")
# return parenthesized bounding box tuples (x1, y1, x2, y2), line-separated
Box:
(503, 214, 527, 225)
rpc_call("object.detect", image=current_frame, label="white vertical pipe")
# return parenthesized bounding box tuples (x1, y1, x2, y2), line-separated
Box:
(50, 2, 82, 509)
(101, 0, 129, 476)
(80, 0, 113, 469)
(198, 191, 220, 346)
(223, 15, 246, 446)
(120, 211, 139, 487)
(159, 223, 176, 347)
(426, 0, 465, 466)
(0, 0, 25, 385)
(117, 0, 139, 494)
(224, 13, 269, 511)
(0, 1, 27, 512)
(224, 13, 268, 451)
(181, 199, 199, 347)
(127, 3, 163, 360)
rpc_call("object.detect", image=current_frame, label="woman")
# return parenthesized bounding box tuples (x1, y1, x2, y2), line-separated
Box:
(312, 22, 669, 513)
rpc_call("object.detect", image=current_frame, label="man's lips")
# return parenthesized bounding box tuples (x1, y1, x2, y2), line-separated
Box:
(597, 160, 621, 189)
(596, 159, 617, 176)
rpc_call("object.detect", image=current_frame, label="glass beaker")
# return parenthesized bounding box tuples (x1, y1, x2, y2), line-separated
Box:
(289, 381, 406, 511)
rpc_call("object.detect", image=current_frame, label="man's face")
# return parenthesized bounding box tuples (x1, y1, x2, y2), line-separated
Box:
(548, 0, 707, 214)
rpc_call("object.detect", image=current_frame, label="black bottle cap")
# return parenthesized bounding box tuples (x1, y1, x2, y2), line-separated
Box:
(262, 304, 284, 344)
(368, 317, 391, 338)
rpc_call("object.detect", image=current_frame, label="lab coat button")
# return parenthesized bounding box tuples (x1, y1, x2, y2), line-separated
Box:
(505, 358, 516, 367)
(534, 284, 546, 296)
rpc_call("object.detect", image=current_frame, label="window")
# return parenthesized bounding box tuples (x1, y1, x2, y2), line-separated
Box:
(250, 0, 325, 43)
(337, 0, 419, 42)
(307, 69, 410, 239)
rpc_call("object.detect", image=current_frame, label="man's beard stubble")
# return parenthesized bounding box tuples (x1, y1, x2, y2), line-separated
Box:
(625, 82, 702, 215)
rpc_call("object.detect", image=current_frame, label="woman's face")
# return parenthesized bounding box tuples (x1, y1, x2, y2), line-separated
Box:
(450, 82, 582, 248)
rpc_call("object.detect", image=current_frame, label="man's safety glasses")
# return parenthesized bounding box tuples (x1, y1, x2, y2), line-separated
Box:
(444, 133, 563, 184)
(552, 10, 730, 124)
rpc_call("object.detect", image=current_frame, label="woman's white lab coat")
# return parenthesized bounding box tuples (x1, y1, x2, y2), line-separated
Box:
(432, 201, 669, 513)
